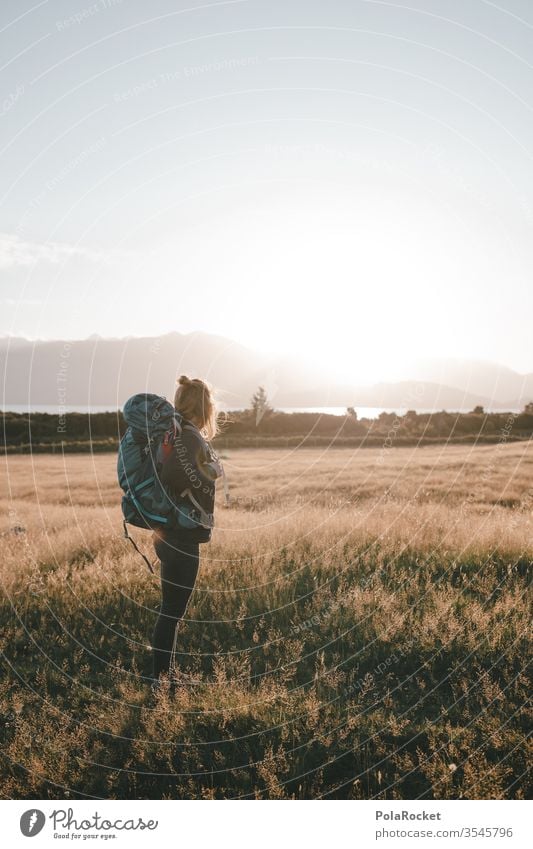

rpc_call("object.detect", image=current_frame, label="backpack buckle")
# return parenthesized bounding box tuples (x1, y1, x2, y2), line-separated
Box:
(143, 436, 155, 455)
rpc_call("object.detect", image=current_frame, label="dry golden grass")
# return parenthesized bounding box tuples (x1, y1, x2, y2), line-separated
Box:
(0, 442, 531, 799)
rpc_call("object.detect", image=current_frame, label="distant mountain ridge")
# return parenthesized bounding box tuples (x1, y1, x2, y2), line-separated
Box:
(1, 332, 532, 411)
(405, 357, 533, 408)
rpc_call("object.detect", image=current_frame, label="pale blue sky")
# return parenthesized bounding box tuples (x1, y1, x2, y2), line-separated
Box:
(1, 0, 532, 381)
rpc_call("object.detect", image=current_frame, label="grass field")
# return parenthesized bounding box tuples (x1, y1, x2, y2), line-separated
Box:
(0, 442, 531, 799)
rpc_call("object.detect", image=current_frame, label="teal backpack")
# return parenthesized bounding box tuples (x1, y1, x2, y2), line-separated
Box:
(117, 393, 207, 571)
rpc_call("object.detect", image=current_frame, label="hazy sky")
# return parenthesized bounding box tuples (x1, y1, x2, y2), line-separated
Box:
(1, 0, 532, 382)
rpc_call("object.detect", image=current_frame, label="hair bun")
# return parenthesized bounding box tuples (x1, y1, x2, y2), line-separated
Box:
(178, 374, 191, 386)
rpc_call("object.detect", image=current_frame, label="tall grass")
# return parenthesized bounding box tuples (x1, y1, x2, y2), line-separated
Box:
(0, 443, 531, 799)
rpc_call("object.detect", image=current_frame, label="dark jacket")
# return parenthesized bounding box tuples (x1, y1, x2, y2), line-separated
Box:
(159, 418, 221, 543)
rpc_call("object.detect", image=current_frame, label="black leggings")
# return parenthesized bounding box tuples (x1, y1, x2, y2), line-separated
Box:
(151, 533, 200, 678)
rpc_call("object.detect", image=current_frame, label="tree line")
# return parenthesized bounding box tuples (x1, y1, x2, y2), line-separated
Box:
(2, 388, 533, 451)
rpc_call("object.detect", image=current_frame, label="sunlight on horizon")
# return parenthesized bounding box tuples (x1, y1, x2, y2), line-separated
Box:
(119, 188, 511, 384)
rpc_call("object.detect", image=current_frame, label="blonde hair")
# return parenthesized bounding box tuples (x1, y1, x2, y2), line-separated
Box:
(174, 375, 219, 440)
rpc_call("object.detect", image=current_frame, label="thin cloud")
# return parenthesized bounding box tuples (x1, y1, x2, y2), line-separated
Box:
(3, 298, 42, 305)
(0, 232, 114, 269)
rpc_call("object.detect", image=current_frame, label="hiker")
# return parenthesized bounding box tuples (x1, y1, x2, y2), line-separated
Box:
(150, 375, 223, 683)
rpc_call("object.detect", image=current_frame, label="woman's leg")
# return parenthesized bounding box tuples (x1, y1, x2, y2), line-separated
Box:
(151, 535, 200, 679)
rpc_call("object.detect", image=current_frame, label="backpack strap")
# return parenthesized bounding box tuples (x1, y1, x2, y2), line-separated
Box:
(122, 519, 155, 574)
(206, 442, 231, 506)
(179, 488, 215, 529)
(221, 463, 231, 506)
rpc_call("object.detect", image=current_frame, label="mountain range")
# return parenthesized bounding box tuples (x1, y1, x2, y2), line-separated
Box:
(1, 332, 532, 411)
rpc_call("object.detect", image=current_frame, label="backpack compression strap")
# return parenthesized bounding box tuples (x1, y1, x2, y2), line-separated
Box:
(123, 519, 155, 574)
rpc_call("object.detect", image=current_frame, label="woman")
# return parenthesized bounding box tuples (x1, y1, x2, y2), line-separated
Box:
(151, 375, 222, 686)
